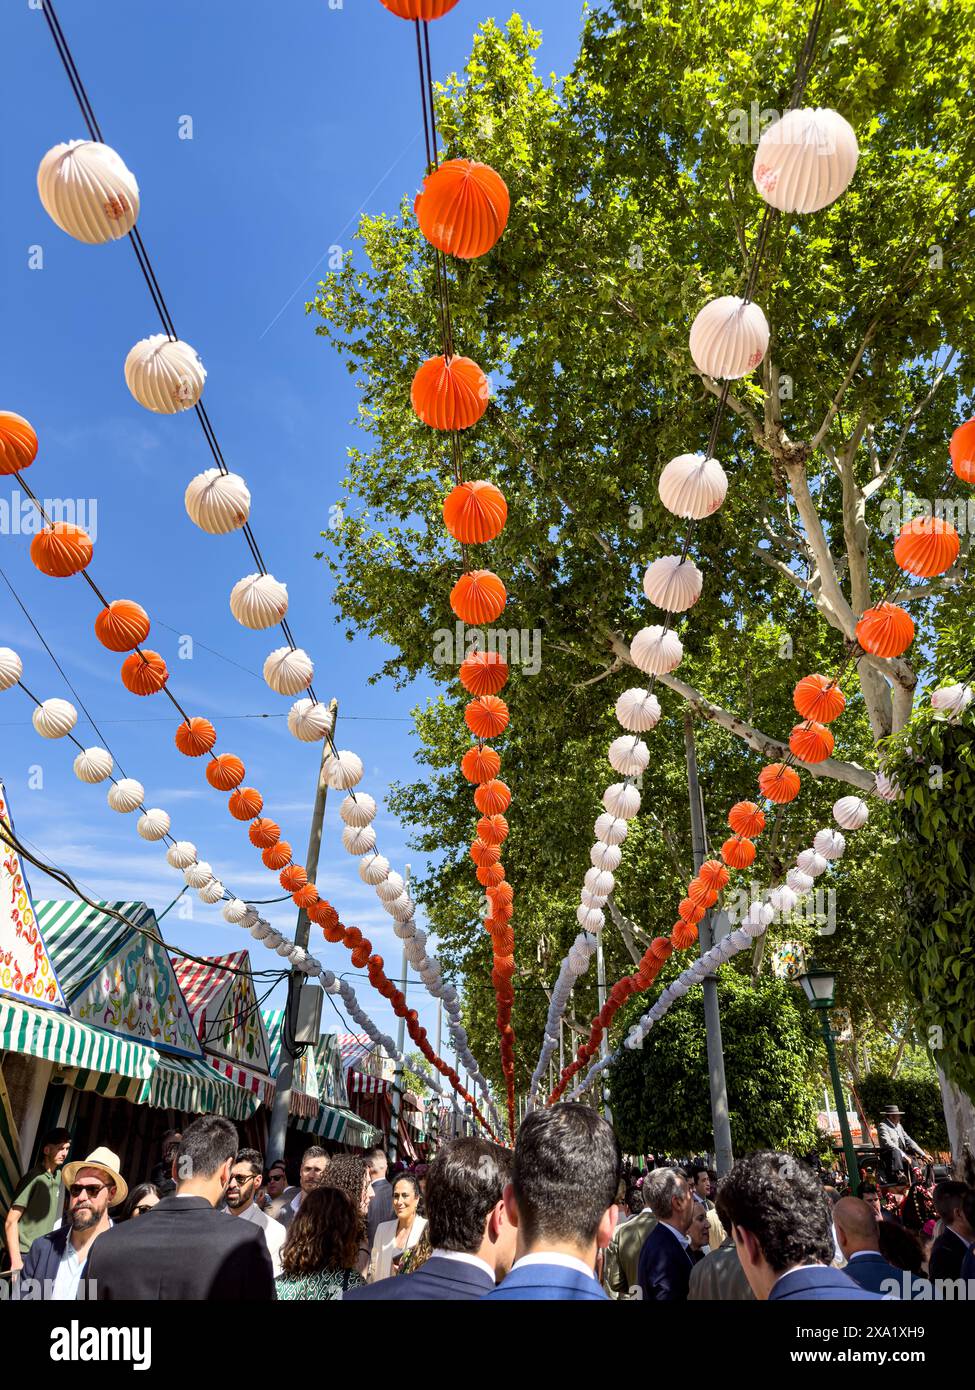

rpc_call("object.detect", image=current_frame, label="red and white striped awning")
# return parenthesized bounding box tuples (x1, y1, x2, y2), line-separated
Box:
(349, 1071, 390, 1096)
(172, 951, 274, 1106)
(337, 1032, 373, 1070)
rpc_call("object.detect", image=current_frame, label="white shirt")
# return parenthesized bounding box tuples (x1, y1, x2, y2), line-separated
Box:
(660, 1221, 692, 1250)
(51, 1237, 89, 1301)
(514, 1251, 596, 1280)
(236, 1201, 287, 1278)
(429, 1248, 496, 1283)
(290, 1190, 303, 1214)
(368, 1216, 427, 1283)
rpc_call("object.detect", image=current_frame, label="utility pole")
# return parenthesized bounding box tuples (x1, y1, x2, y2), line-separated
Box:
(389, 866, 409, 1164)
(684, 712, 734, 1177)
(596, 933, 612, 1124)
(268, 701, 338, 1161)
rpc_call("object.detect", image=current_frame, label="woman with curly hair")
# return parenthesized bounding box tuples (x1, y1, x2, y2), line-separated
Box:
(276, 1186, 365, 1300)
(324, 1153, 372, 1274)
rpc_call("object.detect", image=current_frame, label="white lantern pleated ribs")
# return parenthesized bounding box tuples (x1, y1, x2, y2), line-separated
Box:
(341, 824, 377, 856)
(608, 736, 650, 777)
(264, 647, 314, 697)
(874, 772, 902, 802)
(658, 453, 728, 520)
(199, 879, 225, 904)
(753, 108, 858, 214)
(339, 792, 376, 827)
(125, 335, 206, 413)
(594, 813, 628, 846)
(185, 469, 251, 535)
(642, 555, 703, 612)
(137, 808, 170, 842)
(833, 796, 869, 831)
(603, 782, 641, 820)
(0, 648, 24, 691)
(358, 853, 390, 885)
(325, 749, 363, 791)
(166, 840, 197, 869)
(37, 140, 139, 243)
(590, 842, 622, 872)
(615, 688, 660, 733)
(32, 698, 78, 739)
(584, 868, 615, 897)
(73, 746, 114, 784)
(689, 296, 770, 380)
(107, 778, 144, 813)
(786, 867, 814, 893)
(813, 828, 845, 861)
(796, 849, 828, 879)
(222, 899, 249, 924)
(184, 861, 213, 889)
(287, 699, 334, 742)
(768, 884, 798, 913)
(229, 573, 289, 630)
(630, 625, 683, 676)
(376, 873, 405, 903)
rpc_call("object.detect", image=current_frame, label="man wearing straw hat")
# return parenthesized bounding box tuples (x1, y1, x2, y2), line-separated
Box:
(19, 1146, 126, 1300)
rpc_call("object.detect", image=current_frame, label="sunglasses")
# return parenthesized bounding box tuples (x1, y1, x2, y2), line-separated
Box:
(132, 1203, 157, 1216)
(70, 1182, 106, 1199)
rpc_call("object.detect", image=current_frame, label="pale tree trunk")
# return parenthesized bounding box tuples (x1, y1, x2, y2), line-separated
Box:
(936, 1067, 975, 1169)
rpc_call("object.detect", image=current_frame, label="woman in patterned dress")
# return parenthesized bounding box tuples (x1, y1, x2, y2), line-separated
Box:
(275, 1186, 365, 1300)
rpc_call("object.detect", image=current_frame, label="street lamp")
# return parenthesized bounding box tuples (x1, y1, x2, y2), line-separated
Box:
(798, 962, 860, 1195)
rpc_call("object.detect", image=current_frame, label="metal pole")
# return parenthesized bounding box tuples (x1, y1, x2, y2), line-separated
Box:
(389, 866, 409, 1164)
(684, 712, 734, 1176)
(596, 933, 612, 1124)
(821, 1011, 860, 1195)
(268, 702, 338, 1161)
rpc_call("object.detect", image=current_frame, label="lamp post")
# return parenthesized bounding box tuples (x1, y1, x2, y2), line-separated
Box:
(798, 962, 860, 1195)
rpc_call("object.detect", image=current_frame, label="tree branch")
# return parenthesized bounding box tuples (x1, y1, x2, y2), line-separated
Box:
(606, 896, 649, 966)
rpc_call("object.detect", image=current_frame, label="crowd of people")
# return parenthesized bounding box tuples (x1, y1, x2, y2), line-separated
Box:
(3, 1108, 974, 1301)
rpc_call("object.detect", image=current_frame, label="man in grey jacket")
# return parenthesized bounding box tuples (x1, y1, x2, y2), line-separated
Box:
(876, 1105, 930, 1182)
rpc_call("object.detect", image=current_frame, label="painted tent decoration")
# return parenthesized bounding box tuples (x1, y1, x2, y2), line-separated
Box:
(314, 1032, 351, 1108)
(174, 951, 274, 1105)
(262, 1006, 321, 1120)
(0, 782, 67, 1010)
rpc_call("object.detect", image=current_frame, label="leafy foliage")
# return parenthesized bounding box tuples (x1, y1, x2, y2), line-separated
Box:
(858, 1071, 950, 1152)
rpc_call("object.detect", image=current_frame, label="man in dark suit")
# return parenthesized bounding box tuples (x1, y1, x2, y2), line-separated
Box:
(929, 1180, 974, 1281)
(83, 1116, 274, 1300)
(366, 1148, 394, 1245)
(486, 1105, 621, 1301)
(636, 1167, 695, 1300)
(21, 1147, 126, 1299)
(347, 1137, 515, 1300)
(833, 1196, 907, 1296)
(716, 1152, 883, 1301)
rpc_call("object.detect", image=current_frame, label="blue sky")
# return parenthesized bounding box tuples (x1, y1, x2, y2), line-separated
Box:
(0, 0, 586, 1074)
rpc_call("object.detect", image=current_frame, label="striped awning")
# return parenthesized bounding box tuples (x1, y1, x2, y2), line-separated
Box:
(0, 1067, 22, 1215)
(292, 1102, 382, 1148)
(336, 1032, 373, 1070)
(262, 1007, 320, 1119)
(0, 996, 157, 1081)
(146, 1054, 262, 1123)
(349, 1071, 390, 1097)
(33, 899, 147, 999)
(173, 952, 274, 1105)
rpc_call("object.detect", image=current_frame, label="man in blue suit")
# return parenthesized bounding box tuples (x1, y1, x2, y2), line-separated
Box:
(833, 1196, 922, 1296)
(636, 1167, 695, 1300)
(486, 1104, 621, 1301)
(715, 1152, 884, 1301)
(346, 1138, 516, 1300)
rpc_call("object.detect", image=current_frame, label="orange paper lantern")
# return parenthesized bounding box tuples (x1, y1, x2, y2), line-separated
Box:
(650, 937, 673, 961)
(95, 599, 150, 652)
(721, 836, 756, 869)
(229, 787, 263, 820)
(794, 673, 846, 723)
(322, 921, 344, 944)
(474, 778, 510, 814)
(687, 878, 719, 908)
(262, 841, 292, 871)
(309, 898, 339, 930)
(949, 418, 975, 484)
(174, 716, 217, 758)
(120, 649, 168, 696)
(293, 884, 319, 911)
(249, 818, 280, 849)
(450, 569, 506, 624)
(418, 159, 510, 259)
(279, 864, 307, 892)
(856, 602, 915, 658)
(476, 862, 507, 887)
(470, 839, 501, 868)
(678, 897, 706, 924)
(893, 516, 960, 578)
(476, 814, 509, 846)
(411, 355, 489, 431)
(758, 763, 801, 804)
(0, 411, 37, 474)
(465, 695, 509, 739)
(443, 480, 508, 543)
(30, 523, 92, 577)
(789, 721, 835, 764)
(461, 746, 501, 784)
(459, 649, 509, 696)
(672, 920, 699, 950)
(380, 0, 460, 19)
(206, 753, 245, 791)
(698, 859, 730, 891)
(728, 801, 765, 837)
(350, 945, 370, 969)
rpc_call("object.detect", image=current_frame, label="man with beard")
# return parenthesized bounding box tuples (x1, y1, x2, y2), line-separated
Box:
(224, 1149, 286, 1277)
(20, 1147, 126, 1299)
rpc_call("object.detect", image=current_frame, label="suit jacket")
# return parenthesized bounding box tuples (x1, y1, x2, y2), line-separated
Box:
(602, 1210, 657, 1300)
(688, 1239, 755, 1301)
(960, 1244, 975, 1285)
(82, 1195, 275, 1300)
(768, 1265, 885, 1301)
(843, 1251, 906, 1295)
(877, 1120, 923, 1156)
(637, 1222, 693, 1302)
(929, 1227, 970, 1282)
(21, 1224, 72, 1286)
(486, 1261, 607, 1302)
(367, 1178, 394, 1244)
(346, 1254, 494, 1302)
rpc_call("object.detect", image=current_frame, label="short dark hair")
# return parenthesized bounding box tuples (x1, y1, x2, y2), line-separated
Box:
(282, 1186, 359, 1275)
(175, 1116, 238, 1182)
(267, 1158, 287, 1175)
(511, 1105, 621, 1247)
(301, 1146, 328, 1164)
(933, 1180, 968, 1222)
(234, 1148, 263, 1177)
(425, 1139, 512, 1253)
(962, 1188, 975, 1233)
(715, 1153, 833, 1273)
(391, 1172, 421, 1200)
(859, 1182, 878, 1197)
(877, 1220, 924, 1274)
(40, 1127, 71, 1151)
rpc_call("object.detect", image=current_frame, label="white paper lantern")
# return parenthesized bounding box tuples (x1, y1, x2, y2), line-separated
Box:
(0, 648, 23, 691)
(753, 108, 858, 213)
(340, 793, 377, 827)
(73, 746, 114, 784)
(642, 555, 703, 613)
(580, 888, 606, 910)
(184, 861, 213, 889)
(615, 687, 661, 733)
(576, 906, 605, 932)
(199, 879, 224, 904)
(341, 824, 377, 856)
(37, 140, 139, 243)
(166, 840, 197, 869)
(389, 895, 416, 923)
(250, 920, 273, 941)
(125, 335, 206, 413)
(833, 795, 869, 831)
(230, 573, 289, 630)
(603, 782, 641, 820)
(786, 867, 814, 893)
(930, 683, 973, 720)
(325, 749, 363, 790)
(658, 453, 729, 521)
(590, 842, 622, 872)
(584, 868, 615, 897)
(630, 625, 683, 676)
(275, 940, 293, 958)
(743, 901, 775, 929)
(265, 931, 285, 951)
(608, 736, 650, 777)
(137, 808, 170, 842)
(287, 699, 334, 742)
(594, 813, 628, 846)
(874, 772, 902, 802)
(796, 849, 828, 879)
(813, 828, 845, 861)
(32, 698, 77, 739)
(107, 778, 144, 813)
(222, 899, 249, 924)
(184, 468, 251, 535)
(689, 296, 769, 380)
(359, 853, 390, 885)
(263, 646, 314, 697)
(567, 946, 589, 974)
(240, 908, 261, 931)
(376, 873, 405, 902)
(768, 884, 799, 914)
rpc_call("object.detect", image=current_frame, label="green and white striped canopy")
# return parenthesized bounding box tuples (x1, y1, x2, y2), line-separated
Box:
(146, 1054, 261, 1123)
(0, 996, 157, 1081)
(33, 899, 153, 1000)
(292, 1101, 381, 1148)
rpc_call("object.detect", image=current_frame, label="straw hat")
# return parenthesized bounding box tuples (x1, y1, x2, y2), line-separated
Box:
(61, 1147, 128, 1206)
